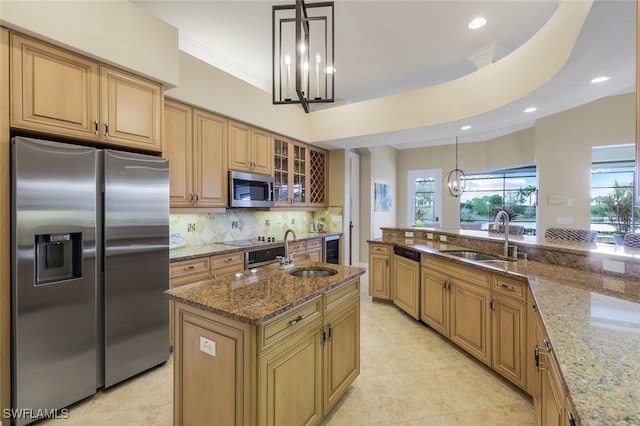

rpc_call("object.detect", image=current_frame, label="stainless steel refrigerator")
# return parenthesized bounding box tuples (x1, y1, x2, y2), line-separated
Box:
(11, 136, 169, 424)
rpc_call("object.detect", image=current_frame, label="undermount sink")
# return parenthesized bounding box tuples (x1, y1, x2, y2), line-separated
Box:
(441, 250, 501, 262)
(288, 267, 338, 278)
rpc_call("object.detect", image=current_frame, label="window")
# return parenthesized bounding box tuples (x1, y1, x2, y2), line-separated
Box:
(591, 162, 638, 237)
(459, 166, 537, 235)
(407, 169, 441, 227)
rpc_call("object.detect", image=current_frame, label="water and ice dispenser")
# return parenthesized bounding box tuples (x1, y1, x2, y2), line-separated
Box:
(34, 232, 82, 284)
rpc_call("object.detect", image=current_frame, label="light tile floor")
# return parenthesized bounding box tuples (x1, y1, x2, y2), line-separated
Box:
(41, 272, 534, 425)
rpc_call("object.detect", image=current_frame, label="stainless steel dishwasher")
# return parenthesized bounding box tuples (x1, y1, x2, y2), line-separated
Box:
(392, 246, 421, 320)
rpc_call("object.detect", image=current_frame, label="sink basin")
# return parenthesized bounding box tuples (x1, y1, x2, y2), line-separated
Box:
(288, 267, 338, 278)
(441, 251, 501, 262)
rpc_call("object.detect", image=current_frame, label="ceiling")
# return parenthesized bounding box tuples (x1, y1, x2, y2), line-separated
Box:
(133, 0, 636, 150)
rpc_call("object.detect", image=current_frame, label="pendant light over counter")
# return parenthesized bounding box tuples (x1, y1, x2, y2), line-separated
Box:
(445, 136, 467, 197)
(272, 0, 335, 113)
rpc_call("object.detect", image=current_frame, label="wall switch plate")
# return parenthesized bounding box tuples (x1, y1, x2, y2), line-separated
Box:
(200, 336, 216, 357)
(439, 235, 447, 242)
(603, 259, 625, 274)
(427, 233, 433, 240)
(405, 231, 414, 237)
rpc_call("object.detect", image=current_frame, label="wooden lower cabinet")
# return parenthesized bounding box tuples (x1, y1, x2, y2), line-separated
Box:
(368, 243, 391, 300)
(323, 294, 360, 414)
(491, 293, 527, 389)
(169, 252, 244, 346)
(288, 238, 323, 263)
(392, 254, 420, 319)
(259, 320, 323, 426)
(174, 304, 252, 426)
(450, 278, 491, 366)
(421, 256, 491, 366)
(533, 312, 566, 426)
(173, 278, 360, 425)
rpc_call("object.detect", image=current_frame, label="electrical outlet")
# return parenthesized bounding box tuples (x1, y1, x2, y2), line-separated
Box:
(187, 223, 196, 232)
(439, 235, 447, 242)
(427, 233, 433, 240)
(200, 336, 216, 357)
(603, 259, 625, 274)
(405, 231, 414, 237)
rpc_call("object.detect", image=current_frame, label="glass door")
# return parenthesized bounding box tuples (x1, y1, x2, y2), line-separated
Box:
(407, 169, 442, 227)
(274, 138, 289, 203)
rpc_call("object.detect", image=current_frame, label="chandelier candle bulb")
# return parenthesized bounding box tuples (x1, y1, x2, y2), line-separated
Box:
(315, 52, 321, 99)
(285, 54, 291, 99)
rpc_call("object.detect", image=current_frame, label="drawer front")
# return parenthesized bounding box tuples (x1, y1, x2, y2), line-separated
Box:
(288, 242, 306, 253)
(170, 270, 210, 288)
(170, 257, 210, 279)
(210, 252, 244, 268)
(325, 279, 360, 312)
(492, 276, 527, 300)
(306, 238, 322, 250)
(424, 256, 490, 288)
(260, 297, 322, 352)
(210, 263, 244, 279)
(369, 243, 390, 255)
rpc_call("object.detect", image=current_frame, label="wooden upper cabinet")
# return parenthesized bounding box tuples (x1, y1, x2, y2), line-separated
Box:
(193, 109, 227, 207)
(100, 66, 162, 152)
(227, 120, 273, 175)
(11, 33, 99, 140)
(163, 99, 193, 207)
(10, 32, 163, 153)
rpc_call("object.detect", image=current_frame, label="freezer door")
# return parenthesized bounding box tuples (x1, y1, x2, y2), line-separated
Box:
(11, 137, 98, 423)
(103, 149, 169, 387)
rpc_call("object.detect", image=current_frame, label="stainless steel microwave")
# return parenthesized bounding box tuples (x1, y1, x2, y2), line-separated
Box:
(229, 170, 275, 208)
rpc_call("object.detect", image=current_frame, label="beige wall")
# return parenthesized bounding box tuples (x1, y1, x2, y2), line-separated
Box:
(165, 52, 311, 143)
(358, 149, 372, 262)
(536, 93, 635, 233)
(370, 146, 398, 239)
(1, 0, 180, 86)
(394, 93, 635, 236)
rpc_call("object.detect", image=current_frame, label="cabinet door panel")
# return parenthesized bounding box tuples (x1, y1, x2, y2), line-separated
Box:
(228, 121, 251, 171)
(163, 100, 193, 207)
(324, 297, 360, 414)
(451, 281, 491, 366)
(259, 327, 323, 426)
(11, 33, 99, 139)
(492, 295, 526, 389)
(194, 110, 227, 207)
(392, 255, 420, 319)
(420, 266, 450, 336)
(101, 66, 162, 152)
(252, 128, 273, 175)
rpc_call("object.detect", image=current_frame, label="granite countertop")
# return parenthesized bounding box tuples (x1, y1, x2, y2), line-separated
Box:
(373, 236, 640, 425)
(166, 261, 365, 324)
(169, 232, 341, 262)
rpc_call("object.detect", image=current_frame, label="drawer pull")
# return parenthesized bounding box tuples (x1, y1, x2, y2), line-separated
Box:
(500, 283, 515, 291)
(184, 265, 196, 271)
(288, 314, 306, 326)
(224, 258, 233, 263)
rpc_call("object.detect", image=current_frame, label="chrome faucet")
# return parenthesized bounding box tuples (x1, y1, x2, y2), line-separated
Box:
(493, 210, 510, 257)
(283, 229, 297, 262)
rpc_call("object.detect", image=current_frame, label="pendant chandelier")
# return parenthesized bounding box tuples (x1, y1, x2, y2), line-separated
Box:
(272, 0, 335, 113)
(445, 136, 467, 197)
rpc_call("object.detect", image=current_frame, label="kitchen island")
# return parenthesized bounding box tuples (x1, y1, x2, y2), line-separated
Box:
(166, 261, 366, 426)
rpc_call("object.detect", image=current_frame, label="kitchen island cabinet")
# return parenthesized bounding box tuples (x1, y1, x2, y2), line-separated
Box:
(368, 243, 391, 301)
(167, 262, 365, 425)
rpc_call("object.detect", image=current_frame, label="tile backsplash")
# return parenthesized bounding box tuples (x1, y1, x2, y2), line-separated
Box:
(170, 207, 343, 247)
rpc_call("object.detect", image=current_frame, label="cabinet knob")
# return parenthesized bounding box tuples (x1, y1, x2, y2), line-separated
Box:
(184, 265, 195, 271)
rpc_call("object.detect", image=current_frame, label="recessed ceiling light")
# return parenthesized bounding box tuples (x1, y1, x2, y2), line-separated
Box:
(590, 76, 610, 83)
(461, 125, 471, 130)
(468, 17, 487, 30)
(524, 107, 537, 113)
